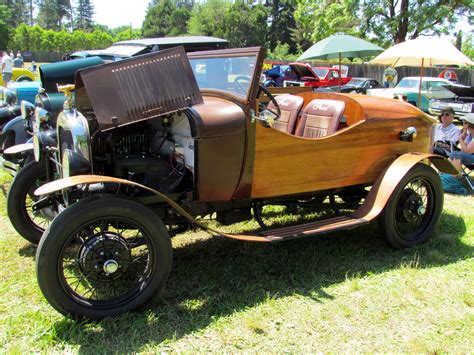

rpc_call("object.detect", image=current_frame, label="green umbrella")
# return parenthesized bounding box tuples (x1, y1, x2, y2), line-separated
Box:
(297, 34, 384, 86)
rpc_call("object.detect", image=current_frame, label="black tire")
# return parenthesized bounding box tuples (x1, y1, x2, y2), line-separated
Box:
(16, 76, 33, 82)
(378, 163, 443, 249)
(7, 159, 52, 244)
(36, 196, 173, 320)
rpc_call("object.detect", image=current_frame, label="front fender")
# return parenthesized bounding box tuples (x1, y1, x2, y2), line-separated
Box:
(353, 152, 457, 221)
(0, 115, 27, 146)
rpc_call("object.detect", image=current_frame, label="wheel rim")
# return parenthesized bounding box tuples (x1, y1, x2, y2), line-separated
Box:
(394, 177, 435, 241)
(58, 217, 155, 309)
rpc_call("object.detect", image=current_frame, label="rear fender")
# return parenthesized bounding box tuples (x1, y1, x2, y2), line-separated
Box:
(353, 152, 456, 221)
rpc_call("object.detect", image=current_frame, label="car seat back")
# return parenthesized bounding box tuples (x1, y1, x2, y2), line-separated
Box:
(267, 94, 304, 134)
(295, 99, 346, 138)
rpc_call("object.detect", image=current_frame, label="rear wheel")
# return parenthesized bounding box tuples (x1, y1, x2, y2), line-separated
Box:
(378, 164, 443, 249)
(36, 196, 172, 319)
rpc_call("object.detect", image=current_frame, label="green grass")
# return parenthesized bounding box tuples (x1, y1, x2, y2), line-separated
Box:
(0, 174, 472, 352)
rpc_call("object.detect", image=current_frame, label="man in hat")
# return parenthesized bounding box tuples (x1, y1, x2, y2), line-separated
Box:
(433, 107, 461, 156)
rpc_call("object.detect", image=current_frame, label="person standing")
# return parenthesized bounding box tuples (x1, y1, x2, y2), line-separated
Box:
(13, 52, 23, 68)
(1, 51, 13, 86)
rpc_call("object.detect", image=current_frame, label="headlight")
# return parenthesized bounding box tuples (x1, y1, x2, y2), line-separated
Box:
(20, 100, 35, 120)
(61, 148, 90, 178)
(33, 132, 41, 162)
(34, 107, 50, 131)
(462, 103, 473, 112)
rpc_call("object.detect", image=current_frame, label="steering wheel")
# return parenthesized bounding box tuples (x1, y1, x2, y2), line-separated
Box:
(257, 85, 281, 120)
(233, 75, 251, 96)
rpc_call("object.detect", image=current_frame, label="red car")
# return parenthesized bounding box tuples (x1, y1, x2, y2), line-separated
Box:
(284, 62, 351, 88)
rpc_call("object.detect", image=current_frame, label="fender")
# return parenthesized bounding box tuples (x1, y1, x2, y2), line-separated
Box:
(34, 153, 456, 243)
(0, 115, 27, 146)
(34, 175, 266, 242)
(3, 142, 33, 155)
(352, 152, 457, 221)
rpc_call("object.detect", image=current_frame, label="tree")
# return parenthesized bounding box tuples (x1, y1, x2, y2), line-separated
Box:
(114, 28, 142, 42)
(1, 0, 29, 27)
(74, 0, 94, 32)
(295, 0, 360, 45)
(225, 1, 268, 48)
(0, 4, 11, 49)
(36, 0, 71, 30)
(267, 0, 298, 53)
(187, 0, 230, 38)
(461, 32, 474, 59)
(360, 0, 473, 46)
(142, 0, 174, 37)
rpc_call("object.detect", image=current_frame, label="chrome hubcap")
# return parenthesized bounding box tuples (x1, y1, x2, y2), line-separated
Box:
(103, 259, 119, 275)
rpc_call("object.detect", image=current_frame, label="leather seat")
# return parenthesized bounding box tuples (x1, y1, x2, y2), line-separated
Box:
(267, 95, 304, 134)
(295, 99, 346, 138)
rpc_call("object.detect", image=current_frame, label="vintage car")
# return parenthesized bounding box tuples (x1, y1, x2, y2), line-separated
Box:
(283, 63, 351, 88)
(429, 84, 474, 120)
(367, 76, 455, 112)
(69, 36, 229, 61)
(0, 67, 35, 87)
(262, 65, 297, 87)
(24, 46, 456, 320)
(315, 77, 383, 94)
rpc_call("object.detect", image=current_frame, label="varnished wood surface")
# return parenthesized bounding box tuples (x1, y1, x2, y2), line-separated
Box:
(251, 115, 433, 198)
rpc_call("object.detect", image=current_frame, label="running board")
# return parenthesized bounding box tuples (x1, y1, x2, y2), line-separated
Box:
(259, 215, 369, 242)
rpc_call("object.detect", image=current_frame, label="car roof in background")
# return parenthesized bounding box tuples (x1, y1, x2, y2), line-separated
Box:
(401, 76, 451, 82)
(114, 36, 229, 46)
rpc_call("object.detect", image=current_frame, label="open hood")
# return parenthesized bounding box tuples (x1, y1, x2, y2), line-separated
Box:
(288, 62, 319, 80)
(75, 46, 203, 131)
(442, 84, 474, 98)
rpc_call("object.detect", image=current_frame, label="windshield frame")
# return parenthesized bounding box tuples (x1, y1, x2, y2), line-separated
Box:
(187, 47, 264, 104)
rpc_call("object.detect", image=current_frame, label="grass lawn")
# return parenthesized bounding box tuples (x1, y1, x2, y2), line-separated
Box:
(0, 175, 472, 352)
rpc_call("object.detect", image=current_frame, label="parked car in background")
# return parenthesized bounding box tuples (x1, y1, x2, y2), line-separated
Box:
(429, 84, 473, 120)
(283, 63, 351, 88)
(69, 36, 229, 61)
(0, 67, 35, 87)
(367, 76, 455, 112)
(23, 46, 456, 320)
(262, 65, 296, 87)
(315, 77, 383, 94)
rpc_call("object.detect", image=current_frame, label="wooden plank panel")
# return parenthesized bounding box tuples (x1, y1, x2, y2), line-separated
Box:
(251, 117, 432, 198)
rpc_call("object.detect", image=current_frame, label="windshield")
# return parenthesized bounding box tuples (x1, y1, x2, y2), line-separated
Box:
(102, 44, 147, 57)
(396, 78, 422, 89)
(189, 55, 257, 98)
(346, 78, 365, 87)
(313, 68, 328, 78)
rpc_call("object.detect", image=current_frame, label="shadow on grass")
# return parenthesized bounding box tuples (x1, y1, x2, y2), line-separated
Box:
(49, 211, 471, 351)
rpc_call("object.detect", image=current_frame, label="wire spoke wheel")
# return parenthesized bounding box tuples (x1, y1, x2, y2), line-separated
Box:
(36, 196, 172, 319)
(379, 164, 443, 249)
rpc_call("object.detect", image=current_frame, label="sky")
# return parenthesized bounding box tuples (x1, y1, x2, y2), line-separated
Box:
(92, 0, 150, 29)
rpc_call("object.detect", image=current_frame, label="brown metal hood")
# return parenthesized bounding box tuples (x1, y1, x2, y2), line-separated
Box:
(74, 46, 203, 130)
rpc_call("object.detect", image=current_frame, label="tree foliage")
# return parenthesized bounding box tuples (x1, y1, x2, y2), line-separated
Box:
(0, 4, 11, 49)
(36, 0, 71, 31)
(267, 0, 298, 53)
(188, 0, 229, 38)
(74, 0, 94, 32)
(142, 0, 190, 38)
(360, 0, 473, 46)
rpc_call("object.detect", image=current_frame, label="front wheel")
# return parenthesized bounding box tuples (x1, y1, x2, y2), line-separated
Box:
(7, 159, 54, 244)
(378, 163, 443, 249)
(36, 196, 172, 319)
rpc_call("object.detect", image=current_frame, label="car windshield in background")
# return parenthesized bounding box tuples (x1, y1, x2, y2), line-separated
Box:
(397, 78, 423, 89)
(102, 44, 148, 57)
(313, 68, 328, 78)
(189, 55, 257, 98)
(347, 78, 366, 87)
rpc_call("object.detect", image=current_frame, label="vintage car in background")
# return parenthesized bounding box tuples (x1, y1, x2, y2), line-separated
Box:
(262, 65, 297, 87)
(0, 67, 35, 87)
(283, 63, 351, 88)
(69, 36, 229, 61)
(0, 56, 105, 165)
(429, 84, 473, 120)
(315, 77, 383, 94)
(367, 76, 455, 112)
(19, 46, 456, 320)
